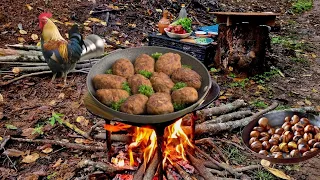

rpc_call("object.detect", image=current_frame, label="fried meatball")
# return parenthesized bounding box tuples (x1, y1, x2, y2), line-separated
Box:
(92, 74, 127, 90)
(120, 94, 148, 114)
(134, 54, 155, 74)
(147, 93, 174, 115)
(112, 58, 134, 78)
(155, 52, 181, 76)
(150, 72, 174, 94)
(171, 68, 202, 89)
(128, 74, 153, 94)
(96, 89, 129, 106)
(171, 87, 198, 105)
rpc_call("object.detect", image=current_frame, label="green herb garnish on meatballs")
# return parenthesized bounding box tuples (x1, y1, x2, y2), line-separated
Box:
(172, 82, 187, 91)
(138, 70, 153, 79)
(138, 85, 154, 97)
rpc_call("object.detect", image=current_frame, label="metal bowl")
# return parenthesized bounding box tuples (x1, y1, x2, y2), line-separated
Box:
(242, 110, 320, 164)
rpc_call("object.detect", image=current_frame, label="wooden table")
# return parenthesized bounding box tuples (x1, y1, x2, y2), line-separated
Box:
(210, 12, 280, 26)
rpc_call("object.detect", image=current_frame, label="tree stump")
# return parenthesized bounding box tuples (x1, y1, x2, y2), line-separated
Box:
(213, 23, 270, 75)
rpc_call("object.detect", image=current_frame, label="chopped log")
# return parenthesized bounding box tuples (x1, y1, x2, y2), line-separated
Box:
(142, 152, 159, 180)
(197, 99, 247, 121)
(6, 44, 41, 51)
(172, 162, 193, 180)
(196, 138, 228, 164)
(78, 159, 132, 174)
(186, 151, 216, 180)
(0, 71, 52, 86)
(194, 146, 242, 177)
(10, 137, 105, 151)
(204, 110, 253, 124)
(184, 102, 278, 135)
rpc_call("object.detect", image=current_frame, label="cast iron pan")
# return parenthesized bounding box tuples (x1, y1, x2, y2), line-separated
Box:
(86, 46, 214, 125)
(242, 110, 320, 164)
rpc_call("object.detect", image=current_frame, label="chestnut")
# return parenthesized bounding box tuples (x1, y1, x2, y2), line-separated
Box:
(298, 139, 307, 145)
(250, 131, 260, 138)
(268, 128, 275, 135)
(308, 139, 317, 147)
(270, 145, 280, 153)
(273, 152, 283, 159)
(303, 133, 313, 142)
(279, 142, 289, 153)
(298, 143, 310, 154)
(290, 149, 300, 158)
(311, 148, 319, 152)
(281, 131, 294, 143)
(260, 136, 269, 142)
(275, 128, 284, 135)
(250, 141, 263, 153)
(284, 116, 291, 122)
(314, 142, 320, 148)
(262, 141, 271, 150)
(304, 125, 315, 134)
(291, 115, 299, 125)
(258, 117, 269, 128)
(294, 123, 304, 132)
(293, 135, 303, 142)
(314, 126, 320, 134)
(300, 118, 310, 127)
(314, 133, 320, 141)
(269, 138, 279, 146)
(249, 137, 259, 145)
(302, 151, 313, 156)
(253, 126, 265, 133)
(288, 141, 298, 150)
(271, 134, 281, 141)
(259, 150, 269, 156)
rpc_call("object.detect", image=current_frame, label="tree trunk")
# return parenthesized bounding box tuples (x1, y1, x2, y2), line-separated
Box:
(213, 23, 270, 75)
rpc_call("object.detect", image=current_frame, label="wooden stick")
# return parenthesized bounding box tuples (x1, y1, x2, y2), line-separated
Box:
(5, 44, 41, 51)
(196, 138, 229, 164)
(204, 110, 253, 124)
(197, 99, 247, 121)
(194, 146, 242, 177)
(11, 137, 105, 151)
(172, 162, 193, 180)
(0, 71, 52, 86)
(78, 159, 132, 173)
(143, 151, 159, 180)
(186, 151, 216, 180)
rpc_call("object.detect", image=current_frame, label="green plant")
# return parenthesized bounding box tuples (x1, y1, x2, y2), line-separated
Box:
(32, 124, 44, 135)
(173, 103, 186, 111)
(182, 64, 192, 69)
(138, 70, 153, 79)
(122, 82, 131, 94)
(151, 52, 162, 60)
(172, 82, 187, 91)
(292, 0, 313, 14)
(251, 100, 268, 109)
(48, 112, 64, 126)
(111, 99, 126, 111)
(105, 69, 113, 74)
(254, 169, 276, 180)
(138, 85, 154, 97)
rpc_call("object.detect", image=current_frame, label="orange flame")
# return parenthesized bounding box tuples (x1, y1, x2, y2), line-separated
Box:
(104, 122, 132, 132)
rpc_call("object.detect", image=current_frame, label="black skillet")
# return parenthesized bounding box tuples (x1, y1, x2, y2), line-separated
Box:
(242, 110, 320, 164)
(86, 46, 218, 125)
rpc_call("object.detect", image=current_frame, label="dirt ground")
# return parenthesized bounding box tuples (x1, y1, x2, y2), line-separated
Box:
(0, 0, 320, 179)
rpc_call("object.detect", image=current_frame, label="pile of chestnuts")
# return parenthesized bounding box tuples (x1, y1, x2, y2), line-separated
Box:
(249, 115, 320, 159)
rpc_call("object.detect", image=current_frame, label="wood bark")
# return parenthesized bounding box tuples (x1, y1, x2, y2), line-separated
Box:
(213, 23, 270, 75)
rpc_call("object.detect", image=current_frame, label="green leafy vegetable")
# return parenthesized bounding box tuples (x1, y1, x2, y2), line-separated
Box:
(105, 69, 113, 74)
(122, 82, 131, 94)
(151, 52, 163, 60)
(173, 103, 186, 111)
(171, 17, 192, 33)
(172, 82, 187, 91)
(111, 99, 126, 111)
(138, 85, 154, 97)
(138, 70, 153, 79)
(182, 64, 192, 69)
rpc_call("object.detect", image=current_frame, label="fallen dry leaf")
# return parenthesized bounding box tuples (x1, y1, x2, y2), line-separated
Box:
(31, 34, 38, 40)
(22, 153, 40, 163)
(42, 147, 53, 154)
(76, 116, 89, 126)
(18, 37, 26, 43)
(52, 158, 63, 168)
(3, 149, 25, 157)
(26, 4, 33, 10)
(19, 29, 27, 35)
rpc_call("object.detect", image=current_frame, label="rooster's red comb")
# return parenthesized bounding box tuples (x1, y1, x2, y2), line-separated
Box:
(39, 12, 52, 20)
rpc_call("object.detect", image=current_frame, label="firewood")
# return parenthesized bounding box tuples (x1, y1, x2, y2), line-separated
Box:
(142, 151, 159, 180)
(172, 162, 193, 180)
(194, 146, 242, 177)
(186, 151, 217, 180)
(196, 138, 228, 164)
(197, 99, 247, 121)
(204, 110, 253, 124)
(78, 159, 132, 174)
(11, 137, 105, 151)
(183, 102, 279, 135)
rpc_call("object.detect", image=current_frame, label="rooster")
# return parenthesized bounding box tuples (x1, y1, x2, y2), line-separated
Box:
(38, 12, 104, 85)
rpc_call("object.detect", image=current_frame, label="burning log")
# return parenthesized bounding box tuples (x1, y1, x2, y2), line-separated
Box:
(197, 99, 247, 121)
(203, 110, 253, 124)
(186, 151, 216, 180)
(142, 151, 159, 180)
(195, 138, 228, 164)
